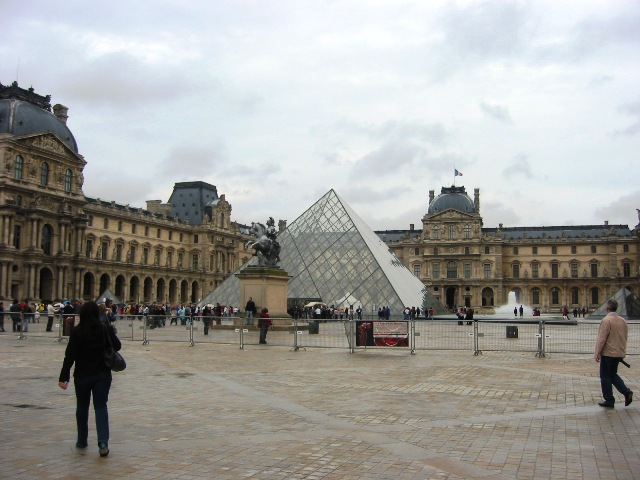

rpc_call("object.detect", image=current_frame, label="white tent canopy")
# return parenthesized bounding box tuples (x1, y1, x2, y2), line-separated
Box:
(335, 293, 360, 308)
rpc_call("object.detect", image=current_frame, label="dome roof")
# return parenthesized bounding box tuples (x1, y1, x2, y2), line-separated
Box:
(428, 186, 475, 214)
(0, 82, 78, 153)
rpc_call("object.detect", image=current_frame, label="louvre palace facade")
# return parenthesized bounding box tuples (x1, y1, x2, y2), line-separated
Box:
(2, 81, 639, 313)
(0, 82, 252, 305)
(378, 186, 640, 313)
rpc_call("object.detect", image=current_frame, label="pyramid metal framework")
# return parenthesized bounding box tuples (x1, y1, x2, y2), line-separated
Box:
(199, 189, 445, 315)
(588, 287, 640, 320)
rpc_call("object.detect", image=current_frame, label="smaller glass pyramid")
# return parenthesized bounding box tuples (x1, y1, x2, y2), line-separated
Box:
(199, 190, 445, 314)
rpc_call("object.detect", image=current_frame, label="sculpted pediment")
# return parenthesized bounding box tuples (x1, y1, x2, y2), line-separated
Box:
(429, 210, 476, 221)
(19, 133, 81, 159)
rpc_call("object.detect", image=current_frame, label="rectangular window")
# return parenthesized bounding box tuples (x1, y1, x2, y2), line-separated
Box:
(623, 262, 631, 277)
(85, 239, 93, 258)
(132, 224, 136, 234)
(432, 226, 439, 240)
(591, 263, 598, 277)
(464, 246, 470, 255)
(116, 244, 122, 262)
(448, 225, 455, 240)
(169, 231, 173, 241)
(13, 225, 21, 249)
(512, 264, 520, 279)
(414, 248, 420, 255)
(513, 247, 518, 255)
(464, 263, 471, 279)
(623, 244, 629, 253)
(145, 226, 149, 236)
(118, 221, 123, 232)
(180, 233, 183, 242)
(591, 245, 596, 253)
(103, 218, 109, 229)
(101, 241, 108, 260)
(551, 288, 559, 305)
(209, 254, 214, 271)
(157, 228, 161, 239)
(532, 263, 539, 278)
(571, 245, 576, 254)
(532, 288, 540, 304)
(130, 246, 136, 262)
(413, 264, 421, 278)
(194, 234, 199, 244)
(551, 263, 558, 278)
(484, 263, 491, 279)
(532, 246, 537, 254)
(591, 288, 599, 304)
(142, 248, 149, 265)
(178, 253, 183, 268)
(464, 225, 471, 239)
(446, 262, 457, 279)
(166, 251, 172, 267)
(551, 246, 557, 254)
(571, 263, 578, 278)
(432, 263, 440, 279)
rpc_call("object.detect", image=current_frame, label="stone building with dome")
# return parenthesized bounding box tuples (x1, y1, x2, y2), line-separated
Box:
(0, 81, 252, 305)
(378, 185, 640, 313)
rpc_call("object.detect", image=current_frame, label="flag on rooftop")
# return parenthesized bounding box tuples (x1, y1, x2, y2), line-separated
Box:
(455, 169, 463, 177)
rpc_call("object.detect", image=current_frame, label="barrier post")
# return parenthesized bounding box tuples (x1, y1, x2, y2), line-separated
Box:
(535, 320, 547, 358)
(142, 315, 149, 345)
(473, 320, 482, 356)
(410, 317, 416, 355)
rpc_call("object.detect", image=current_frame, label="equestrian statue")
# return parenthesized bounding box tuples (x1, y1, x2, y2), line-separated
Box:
(246, 217, 281, 267)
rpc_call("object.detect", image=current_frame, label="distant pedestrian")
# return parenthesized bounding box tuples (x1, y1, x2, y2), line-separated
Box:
(594, 299, 633, 408)
(0, 302, 5, 332)
(519, 305, 523, 317)
(245, 297, 257, 325)
(513, 307, 517, 318)
(258, 308, 272, 344)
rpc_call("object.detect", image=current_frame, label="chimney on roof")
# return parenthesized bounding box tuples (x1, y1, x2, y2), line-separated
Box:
(604, 220, 609, 226)
(474, 188, 480, 212)
(53, 104, 68, 125)
(410, 224, 414, 231)
(429, 190, 434, 204)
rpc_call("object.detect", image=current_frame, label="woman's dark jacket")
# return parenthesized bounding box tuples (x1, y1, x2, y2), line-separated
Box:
(59, 322, 121, 382)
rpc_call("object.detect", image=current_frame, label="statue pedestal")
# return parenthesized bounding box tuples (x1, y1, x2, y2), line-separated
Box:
(237, 267, 291, 321)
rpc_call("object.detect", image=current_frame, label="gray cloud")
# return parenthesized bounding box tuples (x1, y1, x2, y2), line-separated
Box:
(595, 191, 640, 226)
(502, 155, 533, 178)
(480, 102, 513, 123)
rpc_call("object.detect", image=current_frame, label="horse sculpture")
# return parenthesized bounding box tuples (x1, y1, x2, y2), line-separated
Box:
(246, 218, 281, 267)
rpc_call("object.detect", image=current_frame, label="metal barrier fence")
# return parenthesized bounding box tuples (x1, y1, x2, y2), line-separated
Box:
(5, 313, 639, 358)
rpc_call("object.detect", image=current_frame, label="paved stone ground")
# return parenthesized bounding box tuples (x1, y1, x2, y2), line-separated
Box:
(1, 330, 638, 479)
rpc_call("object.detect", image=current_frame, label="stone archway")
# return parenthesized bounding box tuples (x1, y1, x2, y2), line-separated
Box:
(39, 267, 54, 301)
(482, 287, 494, 307)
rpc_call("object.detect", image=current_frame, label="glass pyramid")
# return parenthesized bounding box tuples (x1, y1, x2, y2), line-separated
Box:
(199, 189, 445, 315)
(588, 287, 640, 319)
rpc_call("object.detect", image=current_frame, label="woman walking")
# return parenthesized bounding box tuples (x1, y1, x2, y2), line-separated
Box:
(58, 301, 121, 457)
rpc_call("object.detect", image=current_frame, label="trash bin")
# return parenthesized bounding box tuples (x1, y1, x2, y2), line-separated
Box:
(308, 321, 319, 334)
(506, 325, 518, 338)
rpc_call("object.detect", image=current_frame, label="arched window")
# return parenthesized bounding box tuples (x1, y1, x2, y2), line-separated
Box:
(571, 287, 579, 305)
(532, 287, 540, 305)
(14, 155, 24, 179)
(551, 287, 560, 305)
(40, 162, 49, 186)
(64, 169, 73, 192)
(41, 224, 53, 255)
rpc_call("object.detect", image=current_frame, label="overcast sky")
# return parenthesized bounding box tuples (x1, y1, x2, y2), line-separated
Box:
(2, 0, 639, 231)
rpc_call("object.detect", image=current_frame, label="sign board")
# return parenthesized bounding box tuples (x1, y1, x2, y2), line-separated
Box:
(356, 321, 409, 347)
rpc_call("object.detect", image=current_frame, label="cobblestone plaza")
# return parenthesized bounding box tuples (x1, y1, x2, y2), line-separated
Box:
(1, 324, 638, 480)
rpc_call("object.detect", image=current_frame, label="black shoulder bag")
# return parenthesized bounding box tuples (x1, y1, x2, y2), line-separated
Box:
(103, 324, 126, 372)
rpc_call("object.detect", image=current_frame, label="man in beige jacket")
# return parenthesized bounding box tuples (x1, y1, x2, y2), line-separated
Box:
(594, 299, 633, 408)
